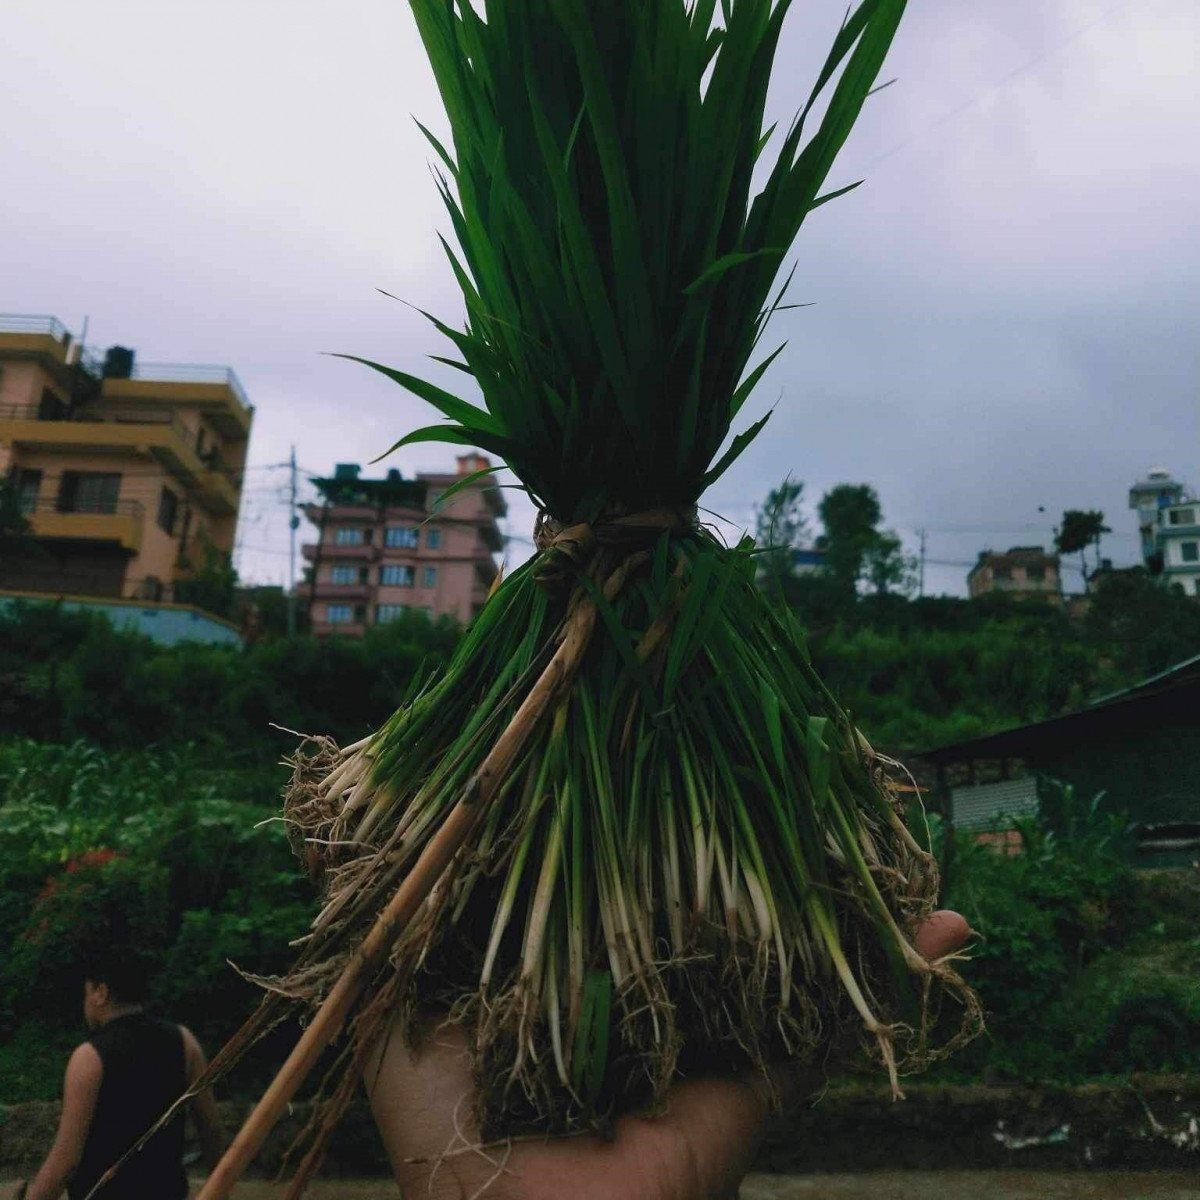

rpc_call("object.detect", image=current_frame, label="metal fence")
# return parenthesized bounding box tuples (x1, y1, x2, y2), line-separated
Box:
(0, 313, 69, 339)
(127, 363, 253, 413)
(950, 777, 1040, 832)
(0, 405, 240, 486)
(20, 496, 145, 519)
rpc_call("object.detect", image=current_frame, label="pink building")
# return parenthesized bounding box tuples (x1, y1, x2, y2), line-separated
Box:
(301, 453, 504, 636)
(967, 545, 1062, 605)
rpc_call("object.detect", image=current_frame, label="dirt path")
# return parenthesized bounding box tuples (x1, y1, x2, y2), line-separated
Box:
(4, 1172, 1199, 1198)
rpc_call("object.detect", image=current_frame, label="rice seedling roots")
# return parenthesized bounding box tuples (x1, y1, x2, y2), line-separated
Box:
(268, 528, 981, 1141)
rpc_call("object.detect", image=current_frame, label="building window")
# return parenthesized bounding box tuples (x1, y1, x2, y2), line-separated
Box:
(1168, 507, 1195, 526)
(1025, 564, 1045, 582)
(426, 528, 442, 550)
(381, 565, 415, 587)
(157, 486, 179, 535)
(1182, 541, 1199, 564)
(377, 604, 407, 623)
(334, 527, 364, 546)
(327, 603, 354, 624)
(423, 566, 437, 588)
(330, 565, 357, 585)
(994, 565, 1013, 580)
(385, 526, 420, 548)
(422, 606, 433, 619)
(38, 388, 69, 421)
(57, 471, 120, 514)
(15, 468, 42, 513)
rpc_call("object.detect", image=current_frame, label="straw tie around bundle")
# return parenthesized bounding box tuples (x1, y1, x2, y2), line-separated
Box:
(532, 507, 697, 594)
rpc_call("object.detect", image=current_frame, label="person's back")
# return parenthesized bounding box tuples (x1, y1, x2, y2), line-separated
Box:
(20, 945, 224, 1200)
(69, 1011, 188, 1200)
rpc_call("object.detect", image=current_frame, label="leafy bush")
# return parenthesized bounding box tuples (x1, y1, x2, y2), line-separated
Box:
(0, 740, 316, 1100)
(811, 617, 1094, 753)
(0, 600, 461, 759)
(931, 781, 1200, 1081)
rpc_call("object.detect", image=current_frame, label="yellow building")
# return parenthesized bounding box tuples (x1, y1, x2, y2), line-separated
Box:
(0, 314, 253, 605)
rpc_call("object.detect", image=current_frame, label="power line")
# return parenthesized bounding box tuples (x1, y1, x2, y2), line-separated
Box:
(862, 0, 1135, 173)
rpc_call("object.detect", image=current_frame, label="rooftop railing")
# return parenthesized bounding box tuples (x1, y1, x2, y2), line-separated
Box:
(126, 363, 252, 413)
(1, 316, 252, 413)
(0, 313, 70, 340)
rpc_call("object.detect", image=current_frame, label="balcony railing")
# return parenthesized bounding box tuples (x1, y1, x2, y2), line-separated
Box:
(0, 404, 241, 488)
(0, 313, 70, 339)
(307, 582, 372, 601)
(20, 496, 145, 519)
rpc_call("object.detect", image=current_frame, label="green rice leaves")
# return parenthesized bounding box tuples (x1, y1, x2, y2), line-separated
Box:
(367, 0, 907, 521)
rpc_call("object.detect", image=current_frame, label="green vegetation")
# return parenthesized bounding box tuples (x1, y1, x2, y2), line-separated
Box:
(932, 783, 1200, 1082)
(2, 740, 1193, 1104)
(0, 740, 313, 1101)
(754, 480, 1200, 753)
(0, 599, 459, 758)
(1055, 508, 1112, 581)
(805, 570, 1200, 753)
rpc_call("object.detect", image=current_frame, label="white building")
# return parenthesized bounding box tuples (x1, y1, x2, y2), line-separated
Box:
(1128, 468, 1184, 563)
(1158, 497, 1200, 597)
(1129, 469, 1200, 597)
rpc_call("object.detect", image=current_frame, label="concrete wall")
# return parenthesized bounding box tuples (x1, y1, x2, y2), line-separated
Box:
(0, 360, 44, 409)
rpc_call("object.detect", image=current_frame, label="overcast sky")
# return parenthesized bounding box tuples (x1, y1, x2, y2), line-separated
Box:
(3, 0, 1197, 596)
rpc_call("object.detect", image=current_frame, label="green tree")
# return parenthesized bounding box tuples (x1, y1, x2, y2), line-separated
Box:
(863, 530, 917, 597)
(0, 468, 37, 564)
(1055, 509, 1111, 584)
(754, 479, 809, 591)
(1085, 566, 1200, 682)
(816, 484, 913, 598)
(175, 532, 238, 619)
(817, 484, 883, 597)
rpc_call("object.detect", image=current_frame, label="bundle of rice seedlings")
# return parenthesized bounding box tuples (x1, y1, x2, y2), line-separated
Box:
(176, 0, 982, 1193)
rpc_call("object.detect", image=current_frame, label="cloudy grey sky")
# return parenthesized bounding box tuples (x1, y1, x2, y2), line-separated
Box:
(2, 0, 1196, 595)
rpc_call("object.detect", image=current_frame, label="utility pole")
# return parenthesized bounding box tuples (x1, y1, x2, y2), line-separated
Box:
(287, 445, 298, 636)
(918, 528, 926, 598)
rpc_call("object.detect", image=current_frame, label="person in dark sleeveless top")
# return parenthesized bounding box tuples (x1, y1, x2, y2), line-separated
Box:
(18, 947, 224, 1200)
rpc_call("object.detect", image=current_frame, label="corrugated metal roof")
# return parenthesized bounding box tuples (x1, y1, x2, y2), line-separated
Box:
(919, 652, 1200, 763)
(951, 777, 1039, 831)
(1088, 651, 1200, 707)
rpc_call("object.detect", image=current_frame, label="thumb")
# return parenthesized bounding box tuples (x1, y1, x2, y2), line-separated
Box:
(914, 910, 971, 961)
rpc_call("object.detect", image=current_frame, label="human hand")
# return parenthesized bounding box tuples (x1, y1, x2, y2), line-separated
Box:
(366, 911, 970, 1200)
